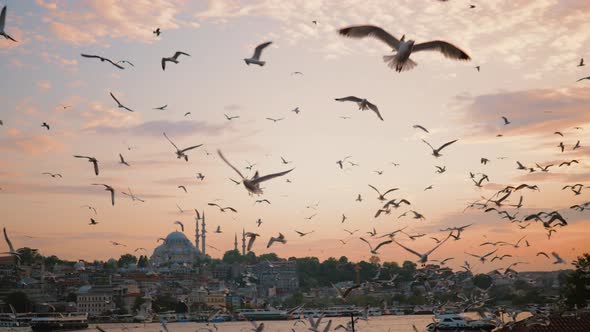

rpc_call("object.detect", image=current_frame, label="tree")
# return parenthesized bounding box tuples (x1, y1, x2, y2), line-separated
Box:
(5, 292, 32, 312)
(138, 255, 148, 268)
(118, 254, 138, 267)
(17, 247, 42, 265)
(258, 253, 280, 262)
(564, 253, 590, 308)
(472, 274, 493, 290)
(222, 250, 243, 264)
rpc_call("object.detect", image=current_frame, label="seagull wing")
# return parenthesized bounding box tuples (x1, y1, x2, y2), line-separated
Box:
(412, 40, 471, 61)
(425, 234, 451, 256)
(251, 168, 294, 184)
(109, 92, 122, 106)
(80, 53, 101, 59)
(163, 132, 180, 151)
(335, 96, 363, 103)
(368, 184, 382, 196)
(338, 25, 400, 50)
(104, 57, 125, 69)
(217, 150, 246, 180)
(374, 240, 393, 252)
(366, 101, 384, 121)
(252, 41, 272, 60)
(173, 51, 190, 59)
(341, 284, 360, 298)
(359, 237, 373, 252)
(179, 144, 203, 153)
(0, 6, 6, 32)
(413, 125, 429, 133)
(437, 139, 458, 152)
(161, 58, 167, 71)
(392, 239, 422, 258)
(92, 159, 99, 175)
(381, 188, 399, 197)
(422, 139, 435, 151)
(3, 228, 15, 252)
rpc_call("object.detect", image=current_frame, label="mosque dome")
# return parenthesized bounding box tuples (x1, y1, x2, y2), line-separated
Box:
(150, 231, 196, 267)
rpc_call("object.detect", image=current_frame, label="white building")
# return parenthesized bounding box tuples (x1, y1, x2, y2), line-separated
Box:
(76, 285, 115, 316)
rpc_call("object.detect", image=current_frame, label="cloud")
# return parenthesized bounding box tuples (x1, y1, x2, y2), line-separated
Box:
(36, 80, 52, 92)
(0, 134, 65, 156)
(46, 0, 185, 45)
(457, 86, 590, 137)
(91, 119, 230, 138)
(35, 0, 57, 10)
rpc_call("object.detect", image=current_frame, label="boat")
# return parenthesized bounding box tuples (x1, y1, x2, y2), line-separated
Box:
(30, 312, 88, 331)
(237, 308, 290, 320)
(209, 313, 232, 322)
(0, 313, 29, 328)
(426, 313, 496, 331)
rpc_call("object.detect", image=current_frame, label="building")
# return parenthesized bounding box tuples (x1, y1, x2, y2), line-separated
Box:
(251, 261, 299, 296)
(76, 285, 115, 316)
(150, 231, 198, 268)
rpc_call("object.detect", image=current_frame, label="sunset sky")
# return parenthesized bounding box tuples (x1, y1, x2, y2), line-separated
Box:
(1, 0, 590, 273)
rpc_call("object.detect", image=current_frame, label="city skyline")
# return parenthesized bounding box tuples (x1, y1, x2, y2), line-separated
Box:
(1, 0, 590, 273)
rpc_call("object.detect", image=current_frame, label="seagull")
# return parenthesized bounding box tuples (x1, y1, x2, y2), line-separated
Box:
(89, 218, 98, 225)
(0, 6, 16, 42)
(335, 96, 383, 121)
(174, 221, 184, 232)
(244, 41, 272, 66)
(80, 54, 124, 69)
(81, 205, 97, 214)
(291, 107, 301, 114)
(392, 234, 451, 264)
(267, 233, 287, 248)
(163, 132, 202, 162)
(207, 203, 237, 213)
(73, 155, 99, 176)
(184, 112, 191, 116)
(336, 156, 352, 169)
(412, 125, 429, 133)
(552, 252, 565, 264)
(153, 105, 168, 110)
(280, 157, 291, 164)
(422, 139, 458, 157)
(109, 92, 134, 112)
(578, 58, 585, 67)
(295, 230, 314, 237)
(332, 283, 360, 301)
(41, 122, 50, 130)
(536, 252, 549, 259)
(217, 150, 294, 195)
(338, 25, 470, 72)
(118, 153, 130, 166)
(291, 72, 303, 76)
(196, 173, 205, 181)
(502, 116, 510, 125)
(573, 140, 581, 150)
(465, 249, 498, 263)
(153, 28, 161, 36)
(245, 232, 260, 251)
(92, 184, 115, 206)
(475, 66, 480, 72)
(266, 117, 284, 123)
(161, 51, 190, 71)
(255, 199, 271, 205)
(359, 238, 393, 254)
(42, 172, 62, 178)
(121, 188, 145, 202)
(356, 194, 363, 202)
(435, 166, 446, 174)
(2, 228, 20, 261)
(577, 76, 590, 82)
(368, 184, 398, 201)
(178, 185, 187, 193)
(224, 114, 240, 120)
(256, 219, 263, 227)
(214, 226, 222, 234)
(554, 131, 564, 137)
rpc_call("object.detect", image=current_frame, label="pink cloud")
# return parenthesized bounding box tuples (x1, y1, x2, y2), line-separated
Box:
(36, 80, 52, 92)
(0, 134, 65, 156)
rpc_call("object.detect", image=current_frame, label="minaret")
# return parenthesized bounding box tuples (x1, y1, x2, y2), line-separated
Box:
(234, 233, 238, 251)
(201, 211, 206, 256)
(195, 211, 200, 255)
(242, 228, 246, 255)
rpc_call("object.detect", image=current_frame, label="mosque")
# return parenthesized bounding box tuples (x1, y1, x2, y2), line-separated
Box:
(150, 210, 248, 268)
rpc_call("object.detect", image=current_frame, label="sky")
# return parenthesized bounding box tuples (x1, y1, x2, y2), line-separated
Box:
(1, 0, 590, 274)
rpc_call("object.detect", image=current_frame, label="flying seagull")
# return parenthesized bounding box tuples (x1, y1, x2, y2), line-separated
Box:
(109, 92, 134, 112)
(244, 41, 272, 66)
(224, 114, 240, 120)
(178, 185, 187, 193)
(163, 132, 202, 162)
(153, 28, 161, 36)
(80, 54, 124, 69)
(359, 237, 393, 254)
(338, 25, 470, 72)
(392, 234, 451, 264)
(335, 96, 383, 121)
(41, 122, 50, 130)
(161, 51, 190, 71)
(118, 153, 130, 166)
(267, 233, 287, 248)
(502, 116, 510, 125)
(0, 6, 17, 42)
(332, 283, 360, 301)
(422, 139, 458, 157)
(245, 232, 260, 251)
(368, 184, 398, 201)
(42, 172, 62, 178)
(153, 105, 167, 110)
(266, 117, 284, 123)
(92, 184, 115, 206)
(578, 58, 585, 67)
(73, 155, 99, 176)
(174, 221, 184, 232)
(217, 150, 294, 195)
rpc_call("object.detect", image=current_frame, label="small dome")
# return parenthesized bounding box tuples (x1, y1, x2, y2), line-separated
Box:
(74, 261, 85, 271)
(165, 231, 190, 243)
